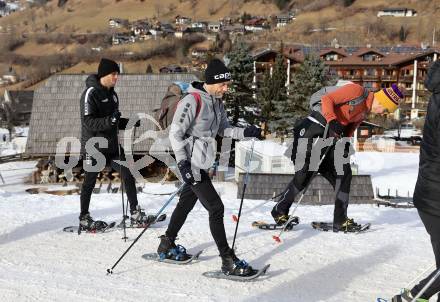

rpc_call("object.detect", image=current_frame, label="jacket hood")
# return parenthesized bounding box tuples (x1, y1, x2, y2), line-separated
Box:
(187, 81, 209, 96)
(425, 60, 440, 94)
(85, 74, 113, 93)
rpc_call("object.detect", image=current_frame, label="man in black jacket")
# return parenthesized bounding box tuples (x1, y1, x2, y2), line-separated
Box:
(79, 58, 147, 231)
(392, 60, 440, 302)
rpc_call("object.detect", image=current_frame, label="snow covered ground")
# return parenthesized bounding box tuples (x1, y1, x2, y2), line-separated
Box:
(0, 152, 435, 302)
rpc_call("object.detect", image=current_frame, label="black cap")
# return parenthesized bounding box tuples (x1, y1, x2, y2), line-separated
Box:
(97, 58, 120, 79)
(205, 59, 231, 84)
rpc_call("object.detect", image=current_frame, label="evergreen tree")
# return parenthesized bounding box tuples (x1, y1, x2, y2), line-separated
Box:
(288, 54, 336, 124)
(259, 68, 275, 126)
(399, 26, 408, 42)
(223, 42, 255, 125)
(258, 52, 289, 134)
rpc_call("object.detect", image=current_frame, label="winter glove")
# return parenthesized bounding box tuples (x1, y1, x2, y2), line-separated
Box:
(243, 125, 262, 139)
(110, 111, 121, 125)
(118, 118, 141, 129)
(177, 160, 196, 186)
(328, 120, 345, 138)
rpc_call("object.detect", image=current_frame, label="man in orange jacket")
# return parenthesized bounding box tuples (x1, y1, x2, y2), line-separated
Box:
(271, 83, 404, 232)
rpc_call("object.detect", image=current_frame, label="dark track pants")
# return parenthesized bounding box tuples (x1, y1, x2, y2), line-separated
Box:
(165, 170, 230, 256)
(274, 117, 352, 224)
(80, 151, 139, 215)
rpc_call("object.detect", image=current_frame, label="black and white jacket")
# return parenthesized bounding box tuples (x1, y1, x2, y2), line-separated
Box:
(79, 75, 127, 156)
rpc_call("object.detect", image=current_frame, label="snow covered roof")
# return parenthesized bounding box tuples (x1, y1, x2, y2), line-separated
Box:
(26, 73, 198, 156)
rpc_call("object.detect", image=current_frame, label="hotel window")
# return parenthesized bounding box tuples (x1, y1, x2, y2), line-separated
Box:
(363, 82, 374, 89)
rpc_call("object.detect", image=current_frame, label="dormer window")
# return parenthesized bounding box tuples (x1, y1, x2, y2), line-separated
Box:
(324, 53, 339, 61)
(362, 53, 382, 61)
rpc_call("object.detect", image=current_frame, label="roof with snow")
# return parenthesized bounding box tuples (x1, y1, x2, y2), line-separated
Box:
(26, 73, 198, 156)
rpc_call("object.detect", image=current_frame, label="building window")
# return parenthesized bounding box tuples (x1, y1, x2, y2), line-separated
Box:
(325, 54, 338, 61)
(363, 54, 380, 61)
(363, 82, 374, 89)
(365, 68, 375, 76)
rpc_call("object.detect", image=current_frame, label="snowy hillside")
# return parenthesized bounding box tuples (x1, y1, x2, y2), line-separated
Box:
(0, 153, 434, 302)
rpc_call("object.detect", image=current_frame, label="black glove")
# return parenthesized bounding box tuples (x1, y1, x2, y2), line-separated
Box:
(328, 120, 345, 138)
(110, 111, 121, 125)
(118, 118, 140, 129)
(243, 125, 262, 139)
(178, 160, 196, 185)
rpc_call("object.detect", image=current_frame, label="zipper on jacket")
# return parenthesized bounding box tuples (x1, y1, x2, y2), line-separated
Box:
(210, 95, 217, 136)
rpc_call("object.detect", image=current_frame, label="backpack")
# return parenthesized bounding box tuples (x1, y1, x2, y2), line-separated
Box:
(154, 83, 202, 130)
(310, 85, 369, 113)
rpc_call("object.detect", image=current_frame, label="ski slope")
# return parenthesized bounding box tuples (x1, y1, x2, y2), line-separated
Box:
(0, 152, 435, 302)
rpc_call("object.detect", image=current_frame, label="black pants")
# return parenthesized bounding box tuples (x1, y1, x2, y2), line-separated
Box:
(274, 117, 352, 224)
(411, 210, 440, 301)
(165, 170, 230, 256)
(80, 151, 139, 216)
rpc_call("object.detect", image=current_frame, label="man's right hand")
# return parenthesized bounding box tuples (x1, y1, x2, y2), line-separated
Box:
(177, 160, 196, 185)
(110, 111, 121, 125)
(328, 120, 345, 138)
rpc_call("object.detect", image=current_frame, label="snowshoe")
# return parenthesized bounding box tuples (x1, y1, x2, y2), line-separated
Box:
(64, 222, 115, 234)
(252, 216, 299, 231)
(142, 250, 203, 265)
(311, 219, 370, 234)
(203, 264, 270, 281)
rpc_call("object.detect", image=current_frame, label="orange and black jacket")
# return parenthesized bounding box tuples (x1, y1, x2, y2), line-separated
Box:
(321, 83, 374, 137)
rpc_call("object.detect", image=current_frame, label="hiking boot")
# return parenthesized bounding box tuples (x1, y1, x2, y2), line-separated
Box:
(157, 235, 191, 261)
(79, 213, 95, 231)
(78, 213, 108, 232)
(221, 248, 255, 276)
(130, 205, 154, 226)
(333, 218, 362, 233)
(271, 207, 290, 226)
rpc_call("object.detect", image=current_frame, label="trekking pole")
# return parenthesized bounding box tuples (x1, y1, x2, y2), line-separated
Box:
(231, 139, 255, 251)
(235, 189, 292, 219)
(116, 123, 128, 242)
(123, 126, 137, 225)
(411, 268, 440, 302)
(273, 124, 330, 243)
(107, 183, 185, 275)
(405, 263, 436, 289)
